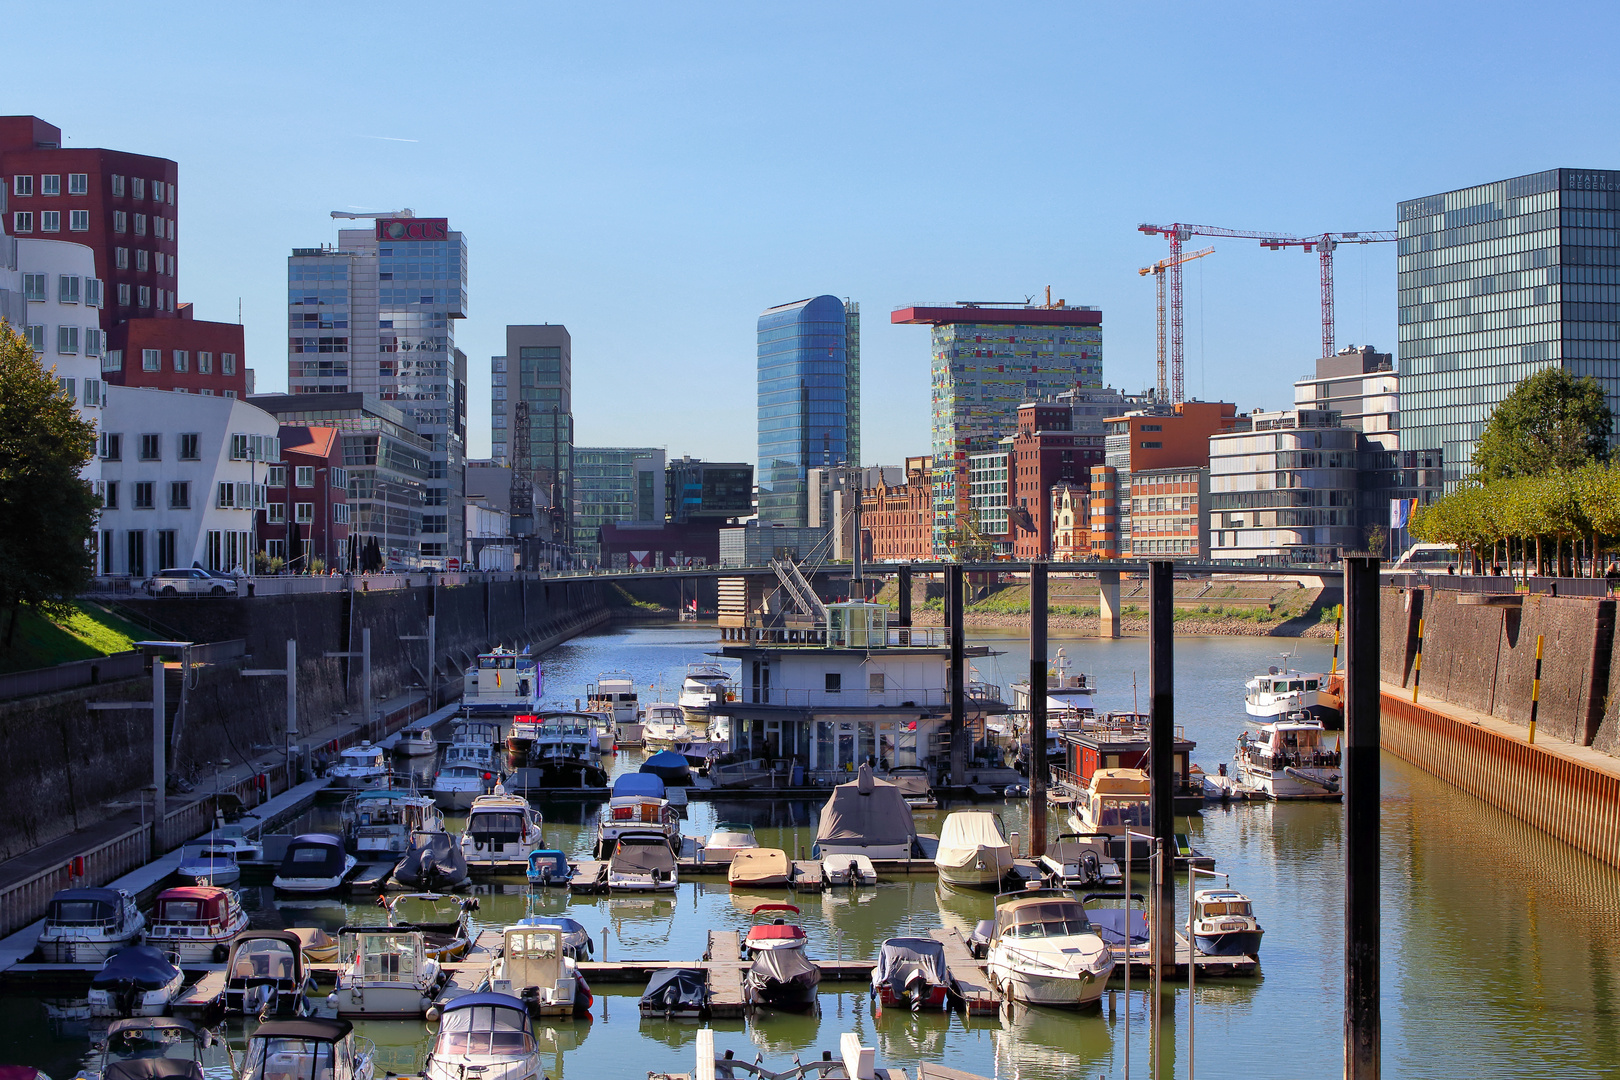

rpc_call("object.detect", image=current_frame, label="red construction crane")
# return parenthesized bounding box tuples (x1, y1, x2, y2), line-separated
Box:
(1259, 231, 1398, 361)
(1139, 246, 1214, 403)
(1138, 223, 1296, 403)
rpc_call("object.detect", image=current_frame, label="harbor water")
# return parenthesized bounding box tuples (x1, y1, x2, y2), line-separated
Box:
(4, 622, 1619, 1078)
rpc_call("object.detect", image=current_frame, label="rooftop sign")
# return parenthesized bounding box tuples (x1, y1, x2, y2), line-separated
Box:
(376, 218, 448, 241)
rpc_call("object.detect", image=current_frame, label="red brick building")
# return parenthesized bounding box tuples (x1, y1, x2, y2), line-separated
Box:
(860, 456, 933, 561)
(257, 427, 350, 571)
(1008, 403, 1099, 559)
(106, 305, 247, 396)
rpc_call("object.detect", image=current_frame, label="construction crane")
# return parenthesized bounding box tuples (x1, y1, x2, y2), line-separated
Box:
(1138, 246, 1214, 403)
(330, 209, 414, 219)
(1259, 231, 1398, 360)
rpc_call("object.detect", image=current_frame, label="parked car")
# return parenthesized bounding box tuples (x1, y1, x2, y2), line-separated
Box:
(145, 568, 234, 596)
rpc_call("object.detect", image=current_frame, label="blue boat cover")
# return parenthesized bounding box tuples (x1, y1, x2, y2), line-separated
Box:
(91, 946, 179, 990)
(613, 773, 666, 798)
(641, 750, 690, 772)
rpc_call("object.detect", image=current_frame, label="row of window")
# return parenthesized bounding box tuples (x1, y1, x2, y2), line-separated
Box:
(110, 211, 174, 240)
(13, 210, 91, 233)
(26, 324, 104, 357)
(21, 274, 103, 307)
(105, 283, 175, 311)
(261, 465, 349, 489)
(12, 174, 172, 202)
(129, 349, 238, 375)
(263, 502, 350, 524)
(113, 248, 173, 275)
(54, 377, 104, 408)
(99, 431, 203, 462)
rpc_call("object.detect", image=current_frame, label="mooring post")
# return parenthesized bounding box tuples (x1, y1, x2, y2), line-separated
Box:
(1029, 562, 1049, 857)
(151, 657, 166, 852)
(1345, 555, 1381, 1080)
(1148, 560, 1175, 972)
(898, 564, 912, 628)
(948, 563, 966, 788)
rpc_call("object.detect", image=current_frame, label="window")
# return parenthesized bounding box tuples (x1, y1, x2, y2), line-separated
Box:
(152, 181, 164, 202)
(100, 529, 114, 573)
(40, 211, 59, 232)
(167, 182, 174, 205)
(58, 276, 80, 304)
(135, 249, 149, 272)
(295, 466, 315, 488)
(141, 348, 159, 371)
(57, 326, 79, 354)
(133, 482, 154, 510)
(166, 218, 174, 240)
(131, 177, 145, 199)
(825, 673, 842, 693)
(85, 328, 103, 357)
(266, 465, 286, 487)
(68, 173, 87, 195)
(102, 348, 122, 373)
(40, 175, 59, 196)
(134, 213, 146, 236)
(85, 278, 102, 307)
(57, 377, 75, 399)
(69, 209, 88, 231)
(331, 467, 347, 488)
(139, 433, 160, 461)
(172, 350, 188, 372)
(197, 351, 212, 373)
(11, 175, 31, 196)
(265, 538, 286, 560)
(83, 379, 101, 407)
(103, 481, 118, 508)
(174, 433, 198, 460)
(138, 286, 150, 308)
(156, 530, 176, 570)
(117, 283, 131, 307)
(295, 502, 314, 524)
(113, 210, 126, 233)
(13, 212, 32, 233)
(21, 274, 45, 301)
(266, 502, 286, 524)
(224, 390, 236, 399)
(23, 325, 43, 352)
(222, 353, 236, 376)
(1140, 441, 1162, 449)
(169, 482, 189, 509)
(229, 434, 277, 461)
(111, 174, 124, 197)
(332, 502, 351, 524)
(215, 483, 234, 509)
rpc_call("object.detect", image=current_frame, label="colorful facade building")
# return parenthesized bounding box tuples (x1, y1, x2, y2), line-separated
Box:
(258, 426, 350, 571)
(1125, 466, 1208, 558)
(1090, 400, 1242, 559)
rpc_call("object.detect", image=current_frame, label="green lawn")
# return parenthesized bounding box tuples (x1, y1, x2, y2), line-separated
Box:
(0, 601, 147, 674)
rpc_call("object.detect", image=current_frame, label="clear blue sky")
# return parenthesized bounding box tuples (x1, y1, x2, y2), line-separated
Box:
(11, 2, 1620, 467)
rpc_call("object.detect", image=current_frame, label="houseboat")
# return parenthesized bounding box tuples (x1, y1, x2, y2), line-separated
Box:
(1049, 713, 1202, 816)
(1244, 657, 1334, 725)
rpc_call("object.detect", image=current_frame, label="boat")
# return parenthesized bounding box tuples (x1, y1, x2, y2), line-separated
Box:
(481, 925, 592, 1017)
(383, 892, 476, 962)
(642, 702, 693, 747)
(505, 714, 543, 761)
(638, 967, 711, 1020)
(934, 811, 1014, 890)
(1037, 834, 1122, 889)
(526, 849, 573, 887)
(728, 848, 791, 888)
(395, 725, 439, 757)
(344, 789, 443, 860)
(870, 937, 953, 1013)
(225, 930, 313, 1017)
(453, 718, 505, 749)
(462, 647, 543, 731)
(1235, 712, 1342, 800)
(608, 832, 679, 892)
(677, 663, 735, 726)
(1084, 892, 1150, 960)
(1007, 647, 1097, 760)
(1245, 657, 1332, 724)
(393, 829, 471, 891)
(273, 834, 357, 894)
(529, 738, 610, 789)
(423, 992, 545, 1080)
(984, 887, 1115, 1008)
(432, 763, 494, 812)
(823, 853, 877, 887)
(462, 792, 544, 862)
(84, 1017, 208, 1080)
(531, 711, 606, 759)
(1049, 713, 1202, 817)
(200, 819, 265, 864)
(87, 946, 184, 1018)
(588, 671, 643, 745)
(702, 822, 760, 864)
(36, 888, 144, 963)
(174, 842, 241, 886)
(640, 749, 693, 786)
(288, 926, 339, 963)
(595, 773, 681, 858)
(742, 904, 820, 1012)
(512, 915, 594, 961)
(144, 885, 249, 963)
(1191, 888, 1264, 957)
(240, 1017, 376, 1080)
(887, 765, 936, 810)
(814, 763, 920, 861)
(328, 742, 389, 789)
(328, 926, 444, 1018)
(1066, 768, 1153, 861)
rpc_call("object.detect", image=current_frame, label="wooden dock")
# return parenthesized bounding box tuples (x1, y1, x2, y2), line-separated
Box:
(704, 929, 747, 1017)
(1108, 936, 1260, 979)
(790, 861, 825, 891)
(171, 970, 226, 1020)
(570, 860, 608, 893)
(346, 861, 398, 896)
(927, 928, 999, 1014)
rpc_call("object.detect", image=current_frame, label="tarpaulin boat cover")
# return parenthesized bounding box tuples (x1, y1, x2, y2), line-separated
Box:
(278, 834, 347, 878)
(748, 945, 818, 988)
(517, 916, 593, 956)
(639, 967, 710, 1011)
(1089, 908, 1149, 947)
(91, 946, 179, 990)
(814, 765, 918, 849)
(641, 751, 692, 785)
(396, 832, 467, 889)
(613, 773, 666, 799)
(935, 811, 1009, 864)
(871, 938, 949, 998)
(611, 838, 677, 874)
(728, 848, 789, 884)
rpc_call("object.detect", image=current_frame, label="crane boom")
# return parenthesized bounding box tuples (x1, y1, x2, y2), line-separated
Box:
(1138, 246, 1214, 403)
(1261, 231, 1398, 359)
(330, 209, 415, 220)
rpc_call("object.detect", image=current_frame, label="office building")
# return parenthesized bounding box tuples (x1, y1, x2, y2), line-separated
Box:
(286, 214, 468, 563)
(666, 457, 754, 523)
(491, 324, 573, 545)
(966, 451, 1011, 553)
(1294, 345, 1399, 450)
(1127, 467, 1209, 559)
(891, 301, 1103, 555)
(1090, 401, 1242, 558)
(1398, 169, 1620, 483)
(757, 296, 861, 527)
(574, 447, 665, 563)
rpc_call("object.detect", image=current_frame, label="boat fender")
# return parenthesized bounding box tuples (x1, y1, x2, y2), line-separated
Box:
(420, 995, 433, 1014)
(425, 1004, 441, 1022)
(212, 943, 229, 963)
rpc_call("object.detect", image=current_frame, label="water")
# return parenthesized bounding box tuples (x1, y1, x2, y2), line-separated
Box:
(6, 623, 1620, 1079)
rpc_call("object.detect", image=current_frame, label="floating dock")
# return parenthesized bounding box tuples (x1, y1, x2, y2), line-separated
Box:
(927, 928, 999, 1013)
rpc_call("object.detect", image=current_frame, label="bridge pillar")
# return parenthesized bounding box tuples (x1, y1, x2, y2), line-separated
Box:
(897, 565, 912, 627)
(1097, 570, 1121, 638)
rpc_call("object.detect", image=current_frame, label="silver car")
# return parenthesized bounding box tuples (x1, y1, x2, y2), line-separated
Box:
(145, 568, 234, 596)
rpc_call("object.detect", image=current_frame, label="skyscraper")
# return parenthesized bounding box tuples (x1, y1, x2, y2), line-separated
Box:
(1398, 169, 1620, 484)
(892, 301, 1103, 555)
(286, 214, 468, 564)
(756, 295, 860, 527)
(491, 324, 573, 547)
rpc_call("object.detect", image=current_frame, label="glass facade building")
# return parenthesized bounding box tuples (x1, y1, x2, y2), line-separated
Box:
(757, 295, 860, 527)
(574, 447, 664, 562)
(1398, 169, 1620, 484)
(492, 325, 573, 547)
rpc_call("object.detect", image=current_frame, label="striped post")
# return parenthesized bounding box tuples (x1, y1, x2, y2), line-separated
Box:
(1411, 617, 1425, 703)
(1331, 604, 1343, 675)
(1528, 634, 1544, 744)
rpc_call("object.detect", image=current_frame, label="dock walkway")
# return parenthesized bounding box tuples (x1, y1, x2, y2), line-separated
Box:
(927, 928, 999, 1013)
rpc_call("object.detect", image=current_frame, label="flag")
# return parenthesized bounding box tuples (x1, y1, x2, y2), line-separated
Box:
(1390, 499, 1411, 530)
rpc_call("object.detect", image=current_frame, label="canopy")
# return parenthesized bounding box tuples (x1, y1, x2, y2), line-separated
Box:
(249, 1017, 353, 1040)
(613, 773, 666, 799)
(279, 834, 347, 877)
(91, 946, 179, 991)
(517, 916, 592, 956)
(155, 887, 227, 922)
(48, 887, 121, 924)
(639, 968, 709, 1010)
(872, 937, 949, 997)
(1089, 908, 1149, 947)
(396, 831, 467, 889)
(641, 751, 692, 785)
(887, 767, 931, 800)
(102, 1061, 200, 1080)
(814, 765, 917, 849)
(106, 1017, 197, 1038)
(611, 837, 677, 874)
(937, 811, 1007, 854)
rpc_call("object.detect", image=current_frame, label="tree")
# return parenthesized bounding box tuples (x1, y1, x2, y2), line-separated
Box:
(0, 322, 99, 646)
(1472, 367, 1613, 481)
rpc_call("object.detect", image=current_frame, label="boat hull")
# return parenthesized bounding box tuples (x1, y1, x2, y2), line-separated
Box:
(1236, 761, 1342, 801)
(87, 975, 183, 1018)
(746, 968, 821, 1011)
(934, 845, 1013, 890)
(37, 932, 140, 964)
(988, 962, 1107, 1008)
(432, 786, 486, 812)
(330, 982, 436, 1018)
(1194, 929, 1263, 957)
(176, 863, 241, 886)
(873, 983, 950, 1013)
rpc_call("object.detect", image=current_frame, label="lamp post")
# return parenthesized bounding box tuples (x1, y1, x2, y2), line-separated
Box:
(315, 468, 329, 572)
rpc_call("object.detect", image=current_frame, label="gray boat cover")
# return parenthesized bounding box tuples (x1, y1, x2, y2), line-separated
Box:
(747, 945, 819, 989)
(871, 937, 949, 997)
(639, 967, 710, 1012)
(1089, 908, 1149, 947)
(814, 765, 917, 849)
(612, 837, 677, 874)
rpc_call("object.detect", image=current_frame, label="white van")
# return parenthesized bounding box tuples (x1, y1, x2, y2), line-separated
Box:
(1391, 543, 1459, 572)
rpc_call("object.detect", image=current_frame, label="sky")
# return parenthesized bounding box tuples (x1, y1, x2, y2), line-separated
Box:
(10, 1, 1620, 467)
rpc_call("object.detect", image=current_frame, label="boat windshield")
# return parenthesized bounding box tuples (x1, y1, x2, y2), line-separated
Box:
(49, 899, 115, 925)
(470, 812, 526, 834)
(231, 941, 296, 980)
(1003, 901, 1091, 939)
(157, 898, 215, 922)
(1202, 900, 1252, 916)
(1097, 799, 1150, 826)
(436, 1004, 534, 1055)
(243, 1037, 335, 1080)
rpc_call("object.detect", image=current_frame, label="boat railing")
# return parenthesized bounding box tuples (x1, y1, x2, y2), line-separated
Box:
(735, 685, 1005, 708)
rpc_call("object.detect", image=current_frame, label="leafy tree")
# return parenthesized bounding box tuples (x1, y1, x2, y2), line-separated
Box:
(1472, 367, 1613, 481)
(0, 322, 99, 646)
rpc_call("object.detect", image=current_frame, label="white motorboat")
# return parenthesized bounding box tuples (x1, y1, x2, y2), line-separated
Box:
(329, 742, 389, 789)
(934, 811, 1014, 890)
(588, 671, 643, 744)
(432, 763, 494, 812)
(395, 726, 439, 757)
(484, 923, 593, 1016)
(1245, 656, 1331, 722)
(203, 820, 265, 864)
(608, 832, 680, 892)
(702, 822, 760, 864)
(1191, 888, 1265, 957)
(596, 773, 680, 857)
(273, 833, 357, 894)
(642, 702, 693, 747)
(813, 763, 919, 861)
(344, 789, 443, 860)
(823, 853, 877, 887)
(461, 792, 544, 863)
(328, 927, 444, 1018)
(87, 946, 184, 1018)
(37, 887, 145, 963)
(677, 662, 735, 726)
(461, 647, 543, 733)
(241, 1017, 376, 1080)
(144, 885, 249, 964)
(423, 992, 544, 1080)
(1236, 713, 1342, 800)
(1038, 834, 1122, 889)
(225, 930, 313, 1017)
(985, 888, 1115, 1008)
(1066, 768, 1153, 861)
(175, 842, 241, 886)
(887, 765, 936, 809)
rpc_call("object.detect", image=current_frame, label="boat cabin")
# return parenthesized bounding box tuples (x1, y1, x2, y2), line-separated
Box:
(225, 930, 308, 1016)
(340, 927, 432, 983)
(148, 886, 244, 939)
(993, 888, 1095, 941)
(1053, 715, 1200, 809)
(491, 924, 575, 1007)
(94, 1017, 208, 1080)
(242, 1017, 367, 1080)
(587, 672, 639, 724)
(463, 648, 542, 717)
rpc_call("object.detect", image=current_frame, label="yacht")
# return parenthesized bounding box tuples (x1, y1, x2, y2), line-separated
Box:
(1066, 768, 1153, 861)
(813, 763, 919, 861)
(87, 947, 184, 1018)
(144, 885, 249, 964)
(483, 923, 593, 1017)
(505, 713, 542, 761)
(225, 930, 312, 1017)
(642, 702, 693, 747)
(527, 712, 609, 787)
(241, 1017, 375, 1080)
(596, 772, 680, 857)
(432, 762, 495, 812)
(328, 742, 389, 789)
(702, 822, 760, 864)
(201, 819, 265, 864)
(607, 832, 679, 892)
(37, 887, 144, 963)
(871, 937, 954, 1013)
(328, 927, 444, 1018)
(984, 888, 1115, 1008)
(511, 916, 593, 961)
(175, 843, 241, 886)
(588, 671, 643, 745)
(1245, 657, 1331, 723)
(273, 833, 357, 894)
(423, 992, 545, 1080)
(462, 792, 544, 862)
(677, 662, 735, 726)
(1191, 888, 1265, 957)
(1235, 713, 1342, 800)
(742, 904, 820, 1012)
(344, 789, 443, 860)
(461, 647, 543, 734)
(395, 725, 439, 757)
(933, 811, 1014, 890)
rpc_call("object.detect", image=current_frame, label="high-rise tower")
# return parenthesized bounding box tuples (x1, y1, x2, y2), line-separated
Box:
(756, 295, 860, 527)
